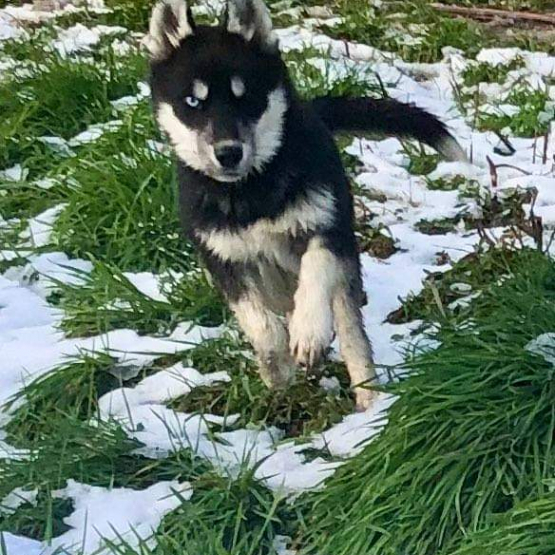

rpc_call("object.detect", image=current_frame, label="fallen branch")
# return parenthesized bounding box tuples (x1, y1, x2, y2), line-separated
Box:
(430, 3, 555, 26)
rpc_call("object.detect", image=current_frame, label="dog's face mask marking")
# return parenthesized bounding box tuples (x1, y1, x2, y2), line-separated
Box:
(147, 0, 288, 183)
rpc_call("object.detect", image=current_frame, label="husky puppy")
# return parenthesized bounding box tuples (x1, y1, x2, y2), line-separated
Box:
(145, 0, 466, 410)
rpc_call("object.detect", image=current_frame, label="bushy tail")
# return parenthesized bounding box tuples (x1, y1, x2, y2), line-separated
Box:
(310, 96, 467, 162)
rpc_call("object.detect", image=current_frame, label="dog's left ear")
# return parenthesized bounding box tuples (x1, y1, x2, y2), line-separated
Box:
(143, 0, 195, 61)
(225, 0, 278, 51)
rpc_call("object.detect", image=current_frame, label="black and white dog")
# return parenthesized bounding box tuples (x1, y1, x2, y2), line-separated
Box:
(145, 0, 466, 410)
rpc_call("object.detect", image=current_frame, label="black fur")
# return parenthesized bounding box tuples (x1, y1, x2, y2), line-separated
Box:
(311, 96, 460, 159)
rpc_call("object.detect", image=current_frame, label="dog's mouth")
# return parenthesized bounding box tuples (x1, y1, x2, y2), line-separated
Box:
(213, 169, 247, 183)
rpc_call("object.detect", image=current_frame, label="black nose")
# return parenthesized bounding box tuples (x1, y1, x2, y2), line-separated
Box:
(214, 143, 243, 169)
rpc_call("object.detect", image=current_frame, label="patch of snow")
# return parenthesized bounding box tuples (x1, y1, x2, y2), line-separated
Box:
(52, 23, 100, 56)
(37, 136, 74, 157)
(47, 480, 191, 555)
(3, 251, 93, 299)
(476, 47, 523, 67)
(0, 533, 43, 555)
(319, 375, 341, 394)
(96, 363, 284, 473)
(0, 259, 222, 417)
(68, 120, 123, 147)
(19, 204, 65, 248)
(122, 271, 170, 303)
(526, 334, 555, 366)
(0, 488, 38, 514)
(273, 536, 296, 555)
(110, 84, 149, 111)
(110, 38, 132, 56)
(0, 165, 26, 182)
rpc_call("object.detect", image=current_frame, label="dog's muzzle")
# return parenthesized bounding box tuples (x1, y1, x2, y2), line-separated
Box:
(214, 141, 244, 170)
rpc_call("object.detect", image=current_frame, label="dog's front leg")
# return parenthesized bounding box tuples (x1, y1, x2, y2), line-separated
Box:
(289, 237, 336, 369)
(289, 237, 377, 410)
(232, 294, 294, 389)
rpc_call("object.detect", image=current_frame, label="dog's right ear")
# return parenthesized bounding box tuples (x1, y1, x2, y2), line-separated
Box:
(143, 0, 195, 61)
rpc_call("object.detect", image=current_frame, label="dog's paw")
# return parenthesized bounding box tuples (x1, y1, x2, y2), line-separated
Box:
(289, 309, 333, 369)
(258, 353, 296, 390)
(354, 387, 378, 412)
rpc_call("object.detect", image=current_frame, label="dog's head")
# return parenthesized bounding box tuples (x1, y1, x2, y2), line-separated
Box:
(146, 0, 288, 183)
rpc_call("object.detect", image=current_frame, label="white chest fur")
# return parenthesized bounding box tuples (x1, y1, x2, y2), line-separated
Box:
(195, 189, 336, 267)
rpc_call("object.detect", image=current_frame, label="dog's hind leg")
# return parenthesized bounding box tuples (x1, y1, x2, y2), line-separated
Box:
(333, 284, 377, 411)
(232, 294, 294, 389)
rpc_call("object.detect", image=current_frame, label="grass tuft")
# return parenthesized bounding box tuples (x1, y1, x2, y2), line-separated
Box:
(51, 260, 226, 338)
(445, 493, 555, 555)
(300, 248, 555, 555)
(174, 338, 356, 438)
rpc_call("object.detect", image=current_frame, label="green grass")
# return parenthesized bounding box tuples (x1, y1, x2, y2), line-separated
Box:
(174, 362, 355, 439)
(461, 57, 525, 88)
(4, 354, 120, 446)
(1, 341, 295, 552)
(0, 420, 211, 542)
(0, 176, 60, 222)
(151, 469, 294, 555)
(0, 493, 74, 541)
(414, 215, 460, 235)
(103, 0, 157, 31)
(51, 260, 226, 338)
(476, 87, 553, 138)
(86, 467, 296, 555)
(386, 247, 519, 324)
(401, 140, 440, 175)
(324, 0, 486, 63)
(414, 185, 531, 237)
(285, 48, 384, 100)
(300, 248, 555, 555)
(2, 2, 555, 553)
(425, 174, 480, 195)
(445, 494, 555, 555)
(0, 47, 147, 173)
(167, 336, 355, 439)
(49, 108, 191, 272)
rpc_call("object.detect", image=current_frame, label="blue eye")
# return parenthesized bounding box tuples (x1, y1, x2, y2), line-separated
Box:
(185, 95, 201, 109)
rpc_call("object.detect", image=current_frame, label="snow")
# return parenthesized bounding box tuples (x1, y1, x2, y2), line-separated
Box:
(0, 533, 43, 555)
(52, 23, 128, 56)
(1, 3, 555, 554)
(37, 136, 74, 157)
(0, 164, 26, 182)
(0, 487, 38, 514)
(110, 82, 150, 111)
(122, 271, 170, 302)
(526, 334, 555, 366)
(52, 23, 102, 56)
(97, 362, 278, 469)
(68, 120, 123, 147)
(19, 204, 65, 248)
(46, 480, 191, 555)
(0, 258, 222, 415)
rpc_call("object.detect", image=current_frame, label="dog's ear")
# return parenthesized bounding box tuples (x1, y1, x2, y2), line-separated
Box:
(225, 0, 278, 51)
(143, 0, 195, 61)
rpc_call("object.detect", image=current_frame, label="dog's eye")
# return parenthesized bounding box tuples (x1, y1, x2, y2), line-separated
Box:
(185, 95, 202, 109)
